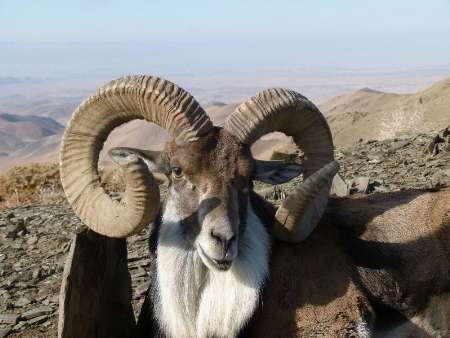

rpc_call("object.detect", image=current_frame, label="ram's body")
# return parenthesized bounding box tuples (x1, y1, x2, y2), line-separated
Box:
(252, 188, 450, 337)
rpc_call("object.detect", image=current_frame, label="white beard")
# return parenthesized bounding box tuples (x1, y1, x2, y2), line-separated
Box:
(155, 198, 270, 338)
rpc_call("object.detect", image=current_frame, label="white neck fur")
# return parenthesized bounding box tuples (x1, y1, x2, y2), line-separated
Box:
(155, 198, 270, 338)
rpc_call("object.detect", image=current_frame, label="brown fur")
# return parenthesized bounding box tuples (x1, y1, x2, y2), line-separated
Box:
(249, 188, 450, 337)
(164, 128, 253, 219)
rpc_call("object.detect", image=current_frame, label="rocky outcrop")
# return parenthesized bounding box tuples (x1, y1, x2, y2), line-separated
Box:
(336, 129, 450, 194)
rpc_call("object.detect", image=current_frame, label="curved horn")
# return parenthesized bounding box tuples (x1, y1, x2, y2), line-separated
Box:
(273, 161, 339, 242)
(60, 75, 213, 238)
(224, 88, 337, 243)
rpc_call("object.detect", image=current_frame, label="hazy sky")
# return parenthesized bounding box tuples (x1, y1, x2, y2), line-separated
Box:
(1, 0, 450, 76)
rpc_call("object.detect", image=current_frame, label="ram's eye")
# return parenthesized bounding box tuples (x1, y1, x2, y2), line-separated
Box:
(171, 166, 183, 179)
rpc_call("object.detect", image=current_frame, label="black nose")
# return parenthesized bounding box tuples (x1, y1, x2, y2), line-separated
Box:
(210, 230, 235, 252)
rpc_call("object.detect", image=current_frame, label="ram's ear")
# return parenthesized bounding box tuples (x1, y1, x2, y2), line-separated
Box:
(109, 147, 169, 184)
(254, 160, 303, 185)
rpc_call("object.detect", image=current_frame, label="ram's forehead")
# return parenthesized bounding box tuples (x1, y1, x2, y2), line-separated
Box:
(166, 128, 253, 177)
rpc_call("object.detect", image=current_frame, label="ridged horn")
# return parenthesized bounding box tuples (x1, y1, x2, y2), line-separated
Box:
(60, 75, 213, 238)
(224, 88, 337, 243)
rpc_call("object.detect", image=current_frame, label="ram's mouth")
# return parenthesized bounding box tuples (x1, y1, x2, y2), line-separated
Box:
(197, 244, 233, 271)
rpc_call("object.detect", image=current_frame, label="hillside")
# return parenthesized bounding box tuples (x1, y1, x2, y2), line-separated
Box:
(322, 76, 450, 148)
(0, 94, 84, 125)
(0, 114, 64, 170)
(0, 114, 63, 141)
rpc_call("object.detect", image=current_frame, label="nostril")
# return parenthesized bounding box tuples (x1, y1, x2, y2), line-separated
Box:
(211, 231, 236, 252)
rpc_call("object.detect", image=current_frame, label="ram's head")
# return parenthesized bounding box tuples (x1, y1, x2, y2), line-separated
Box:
(60, 75, 338, 271)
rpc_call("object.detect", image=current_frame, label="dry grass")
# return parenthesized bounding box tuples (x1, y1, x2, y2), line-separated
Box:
(0, 163, 63, 211)
(0, 162, 126, 211)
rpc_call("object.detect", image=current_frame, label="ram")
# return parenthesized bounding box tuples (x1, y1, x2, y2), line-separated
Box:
(59, 75, 450, 338)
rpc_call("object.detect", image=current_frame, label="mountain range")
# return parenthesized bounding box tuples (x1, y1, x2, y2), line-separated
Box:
(0, 76, 449, 172)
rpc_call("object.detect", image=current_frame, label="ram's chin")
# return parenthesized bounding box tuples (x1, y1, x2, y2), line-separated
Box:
(197, 244, 233, 272)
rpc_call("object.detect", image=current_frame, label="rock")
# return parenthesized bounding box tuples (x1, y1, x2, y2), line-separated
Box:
(426, 134, 445, 154)
(0, 326, 12, 338)
(14, 297, 31, 307)
(0, 313, 19, 324)
(49, 294, 59, 304)
(331, 173, 349, 197)
(254, 186, 276, 200)
(26, 314, 49, 325)
(445, 136, 450, 152)
(110, 192, 121, 201)
(127, 253, 150, 262)
(136, 281, 150, 297)
(26, 236, 38, 245)
(2, 280, 14, 291)
(390, 139, 410, 151)
(32, 268, 42, 281)
(272, 186, 286, 200)
(5, 220, 27, 240)
(42, 319, 53, 327)
(128, 258, 151, 269)
(0, 289, 11, 300)
(431, 170, 449, 187)
(350, 177, 370, 194)
(13, 320, 26, 331)
(21, 306, 53, 320)
(431, 143, 440, 156)
(131, 268, 147, 279)
(58, 230, 135, 338)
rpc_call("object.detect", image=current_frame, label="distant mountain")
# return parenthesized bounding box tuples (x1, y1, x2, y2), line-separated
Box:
(0, 113, 63, 148)
(0, 95, 84, 125)
(0, 113, 63, 170)
(321, 76, 450, 148)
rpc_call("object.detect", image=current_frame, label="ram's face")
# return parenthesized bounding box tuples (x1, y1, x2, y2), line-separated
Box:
(110, 128, 302, 271)
(163, 129, 254, 271)
(110, 127, 304, 272)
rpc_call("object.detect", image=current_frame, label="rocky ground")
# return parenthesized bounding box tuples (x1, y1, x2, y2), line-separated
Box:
(0, 204, 78, 338)
(0, 130, 449, 338)
(337, 130, 450, 194)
